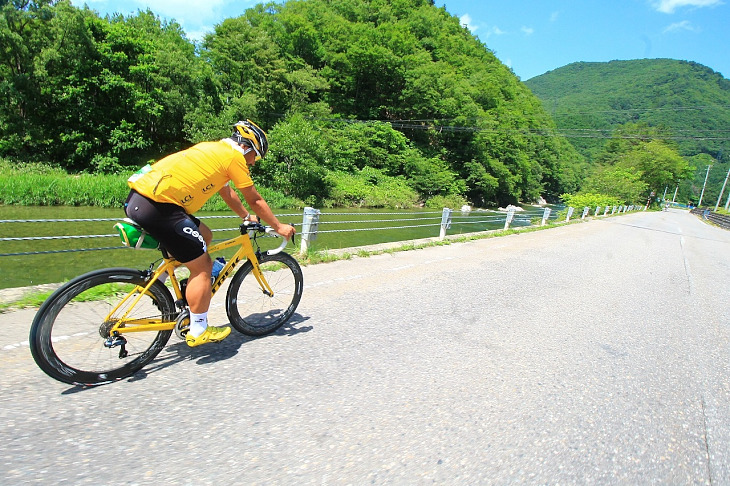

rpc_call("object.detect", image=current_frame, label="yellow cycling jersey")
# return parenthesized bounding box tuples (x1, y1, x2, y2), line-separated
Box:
(128, 140, 253, 214)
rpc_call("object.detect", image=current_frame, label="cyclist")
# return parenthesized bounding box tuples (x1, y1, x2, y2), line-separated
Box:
(124, 120, 296, 347)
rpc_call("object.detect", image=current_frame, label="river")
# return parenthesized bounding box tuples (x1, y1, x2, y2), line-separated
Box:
(0, 205, 557, 289)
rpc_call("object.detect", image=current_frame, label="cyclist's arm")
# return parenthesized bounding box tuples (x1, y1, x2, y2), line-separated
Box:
(218, 184, 255, 221)
(239, 185, 296, 239)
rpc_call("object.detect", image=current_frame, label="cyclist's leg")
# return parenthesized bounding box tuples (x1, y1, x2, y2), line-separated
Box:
(165, 217, 215, 339)
(179, 220, 213, 314)
(125, 192, 229, 345)
(198, 221, 213, 246)
(184, 252, 231, 344)
(171, 220, 230, 345)
(184, 253, 213, 314)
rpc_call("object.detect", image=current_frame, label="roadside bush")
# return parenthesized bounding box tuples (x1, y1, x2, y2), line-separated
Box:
(560, 192, 621, 210)
(323, 167, 419, 208)
(424, 194, 468, 209)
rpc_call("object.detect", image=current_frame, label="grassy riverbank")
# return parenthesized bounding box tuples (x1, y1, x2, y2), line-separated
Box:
(0, 158, 470, 210)
(0, 159, 302, 210)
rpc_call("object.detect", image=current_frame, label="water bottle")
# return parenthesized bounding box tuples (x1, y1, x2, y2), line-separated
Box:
(211, 257, 226, 283)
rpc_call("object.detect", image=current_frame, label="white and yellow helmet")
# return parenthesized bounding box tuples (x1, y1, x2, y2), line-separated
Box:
(232, 120, 268, 160)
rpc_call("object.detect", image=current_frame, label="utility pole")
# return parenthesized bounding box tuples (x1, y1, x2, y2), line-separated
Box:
(672, 185, 678, 204)
(698, 165, 711, 207)
(715, 167, 730, 212)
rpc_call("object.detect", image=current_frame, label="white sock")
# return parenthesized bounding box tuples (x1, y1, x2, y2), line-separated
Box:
(188, 311, 209, 337)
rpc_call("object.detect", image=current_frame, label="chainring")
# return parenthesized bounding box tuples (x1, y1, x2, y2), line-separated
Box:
(174, 309, 190, 340)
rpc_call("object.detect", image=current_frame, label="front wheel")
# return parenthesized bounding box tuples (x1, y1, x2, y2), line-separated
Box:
(226, 252, 303, 336)
(29, 268, 175, 386)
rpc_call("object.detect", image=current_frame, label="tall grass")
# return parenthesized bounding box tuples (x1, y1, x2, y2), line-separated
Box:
(0, 159, 129, 206)
(0, 158, 302, 209)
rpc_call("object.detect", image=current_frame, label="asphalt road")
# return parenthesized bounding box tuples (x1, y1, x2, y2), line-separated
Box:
(2, 209, 729, 485)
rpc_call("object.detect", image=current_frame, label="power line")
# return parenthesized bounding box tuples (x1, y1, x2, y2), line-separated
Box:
(292, 111, 730, 142)
(548, 105, 730, 116)
(326, 120, 730, 141)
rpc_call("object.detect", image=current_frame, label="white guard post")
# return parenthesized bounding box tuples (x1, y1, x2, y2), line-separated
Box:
(439, 208, 452, 240)
(581, 207, 590, 220)
(541, 207, 551, 226)
(566, 207, 575, 222)
(503, 207, 516, 230)
(300, 206, 321, 254)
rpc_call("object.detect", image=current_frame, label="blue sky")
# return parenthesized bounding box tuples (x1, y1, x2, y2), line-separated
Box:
(70, 0, 728, 80)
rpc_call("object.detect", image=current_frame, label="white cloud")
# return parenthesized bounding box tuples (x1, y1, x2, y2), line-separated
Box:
(71, 0, 249, 38)
(460, 14, 478, 33)
(521, 26, 534, 36)
(459, 15, 509, 41)
(185, 27, 214, 41)
(663, 20, 699, 32)
(652, 0, 723, 13)
(133, 0, 230, 17)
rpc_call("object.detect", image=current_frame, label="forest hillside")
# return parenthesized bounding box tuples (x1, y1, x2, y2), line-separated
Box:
(0, 0, 585, 208)
(525, 59, 730, 205)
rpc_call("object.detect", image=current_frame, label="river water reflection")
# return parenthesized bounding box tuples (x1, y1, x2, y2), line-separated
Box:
(0, 205, 556, 289)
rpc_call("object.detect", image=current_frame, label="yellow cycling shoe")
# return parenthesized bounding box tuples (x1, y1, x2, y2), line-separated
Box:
(186, 325, 232, 347)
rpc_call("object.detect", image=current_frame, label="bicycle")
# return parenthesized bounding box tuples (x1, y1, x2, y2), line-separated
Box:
(29, 220, 303, 386)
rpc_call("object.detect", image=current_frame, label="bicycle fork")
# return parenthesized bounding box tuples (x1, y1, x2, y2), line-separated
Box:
(251, 258, 274, 297)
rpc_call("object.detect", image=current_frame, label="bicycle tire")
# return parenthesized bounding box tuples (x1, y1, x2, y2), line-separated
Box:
(29, 268, 175, 386)
(226, 252, 303, 336)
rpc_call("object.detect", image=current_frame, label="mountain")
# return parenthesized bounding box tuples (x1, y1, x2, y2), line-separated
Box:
(525, 59, 730, 204)
(525, 59, 730, 159)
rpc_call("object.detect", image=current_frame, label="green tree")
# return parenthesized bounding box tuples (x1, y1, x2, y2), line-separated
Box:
(259, 115, 332, 204)
(0, 0, 57, 157)
(582, 166, 648, 204)
(589, 123, 691, 202)
(618, 139, 691, 195)
(0, 1, 212, 170)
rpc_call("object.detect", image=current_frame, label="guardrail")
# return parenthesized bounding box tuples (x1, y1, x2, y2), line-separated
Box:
(298, 204, 642, 252)
(690, 207, 730, 230)
(0, 204, 644, 257)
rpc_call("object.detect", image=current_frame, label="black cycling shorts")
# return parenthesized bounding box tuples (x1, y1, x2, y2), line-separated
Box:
(124, 190, 206, 263)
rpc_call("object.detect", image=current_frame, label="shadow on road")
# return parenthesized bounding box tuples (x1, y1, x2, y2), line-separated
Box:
(60, 313, 312, 394)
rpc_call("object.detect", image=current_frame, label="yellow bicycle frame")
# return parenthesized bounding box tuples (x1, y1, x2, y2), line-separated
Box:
(105, 230, 274, 335)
